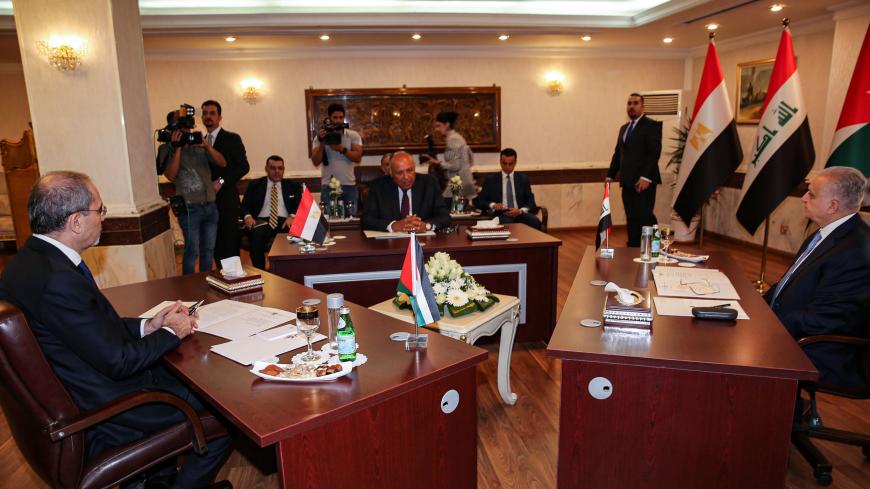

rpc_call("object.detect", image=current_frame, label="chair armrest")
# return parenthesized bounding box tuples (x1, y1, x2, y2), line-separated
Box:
(537, 206, 548, 231)
(48, 391, 208, 455)
(798, 335, 870, 348)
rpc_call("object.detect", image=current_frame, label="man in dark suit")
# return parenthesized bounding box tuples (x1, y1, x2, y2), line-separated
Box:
(765, 166, 869, 387)
(202, 100, 250, 267)
(476, 147, 541, 230)
(241, 155, 302, 270)
(362, 151, 450, 232)
(0, 171, 232, 488)
(607, 93, 662, 246)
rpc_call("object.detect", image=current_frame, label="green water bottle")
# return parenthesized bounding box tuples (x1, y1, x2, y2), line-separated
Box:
(651, 224, 661, 259)
(337, 306, 356, 362)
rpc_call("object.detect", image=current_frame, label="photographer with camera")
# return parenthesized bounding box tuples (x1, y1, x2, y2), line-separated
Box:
(157, 107, 226, 275)
(311, 103, 363, 215)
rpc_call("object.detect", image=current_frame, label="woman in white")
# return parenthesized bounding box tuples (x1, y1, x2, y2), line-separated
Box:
(432, 111, 477, 208)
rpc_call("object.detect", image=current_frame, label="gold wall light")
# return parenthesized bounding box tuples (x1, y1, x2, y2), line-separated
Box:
(240, 78, 263, 104)
(37, 37, 87, 71)
(545, 71, 565, 95)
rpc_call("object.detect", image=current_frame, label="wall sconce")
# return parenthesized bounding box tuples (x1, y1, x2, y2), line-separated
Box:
(240, 78, 263, 104)
(37, 37, 87, 71)
(545, 71, 565, 95)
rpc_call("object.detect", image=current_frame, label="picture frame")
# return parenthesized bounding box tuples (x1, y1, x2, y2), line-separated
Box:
(735, 58, 775, 124)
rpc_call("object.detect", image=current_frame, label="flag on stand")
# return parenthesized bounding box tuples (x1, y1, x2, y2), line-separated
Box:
(289, 185, 329, 244)
(595, 182, 612, 250)
(826, 24, 870, 176)
(737, 22, 815, 234)
(397, 233, 441, 327)
(672, 36, 743, 225)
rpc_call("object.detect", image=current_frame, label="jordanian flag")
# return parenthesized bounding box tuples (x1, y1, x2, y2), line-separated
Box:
(288, 185, 328, 244)
(737, 24, 815, 234)
(595, 182, 612, 250)
(397, 234, 440, 327)
(672, 37, 743, 225)
(826, 24, 870, 175)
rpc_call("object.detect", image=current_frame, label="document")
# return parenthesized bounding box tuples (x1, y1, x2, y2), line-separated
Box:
(210, 332, 326, 366)
(652, 297, 750, 320)
(139, 301, 198, 319)
(363, 230, 436, 239)
(195, 300, 297, 340)
(652, 267, 740, 300)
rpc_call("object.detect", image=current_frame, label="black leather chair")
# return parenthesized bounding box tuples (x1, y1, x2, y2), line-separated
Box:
(0, 301, 229, 489)
(791, 334, 870, 486)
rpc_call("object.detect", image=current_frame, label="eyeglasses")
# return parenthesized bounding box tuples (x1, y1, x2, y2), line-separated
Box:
(70, 205, 107, 218)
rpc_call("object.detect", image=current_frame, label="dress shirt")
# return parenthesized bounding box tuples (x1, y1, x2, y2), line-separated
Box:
(817, 213, 856, 244)
(624, 114, 652, 183)
(254, 180, 289, 219)
(387, 186, 432, 232)
(491, 171, 528, 213)
(206, 126, 222, 146)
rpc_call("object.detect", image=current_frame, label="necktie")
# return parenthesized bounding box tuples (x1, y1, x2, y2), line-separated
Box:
(268, 183, 279, 229)
(770, 231, 822, 304)
(400, 190, 410, 217)
(207, 133, 214, 145)
(505, 175, 516, 209)
(78, 261, 97, 287)
(623, 120, 636, 143)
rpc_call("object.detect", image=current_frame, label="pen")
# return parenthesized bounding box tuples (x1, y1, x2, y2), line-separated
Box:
(712, 303, 731, 308)
(188, 299, 205, 316)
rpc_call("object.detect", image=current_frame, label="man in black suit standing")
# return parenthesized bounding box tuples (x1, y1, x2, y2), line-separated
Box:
(202, 99, 250, 267)
(607, 93, 662, 246)
(764, 166, 869, 387)
(0, 171, 231, 488)
(241, 155, 302, 270)
(362, 151, 450, 232)
(476, 148, 541, 230)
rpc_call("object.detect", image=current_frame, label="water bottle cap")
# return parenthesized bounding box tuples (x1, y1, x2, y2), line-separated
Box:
(339, 306, 351, 314)
(327, 293, 344, 308)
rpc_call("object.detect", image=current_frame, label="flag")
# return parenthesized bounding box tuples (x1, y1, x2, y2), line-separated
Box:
(397, 234, 440, 327)
(737, 25, 815, 234)
(595, 182, 612, 249)
(288, 185, 328, 244)
(826, 24, 870, 175)
(672, 37, 743, 225)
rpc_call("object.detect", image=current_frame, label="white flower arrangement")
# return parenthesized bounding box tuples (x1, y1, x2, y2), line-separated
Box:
(424, 252, 498, 316)
(328, 176, 342, 199)
(449, 175, 462, 196)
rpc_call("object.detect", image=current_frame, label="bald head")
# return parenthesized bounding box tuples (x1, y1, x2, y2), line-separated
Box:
(390, 151, 417, 190)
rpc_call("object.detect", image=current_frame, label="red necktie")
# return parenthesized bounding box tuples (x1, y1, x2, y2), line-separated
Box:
(401, 190, 410, 217)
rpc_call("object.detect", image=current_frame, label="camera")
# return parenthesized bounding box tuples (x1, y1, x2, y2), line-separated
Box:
(321, 117, 349, 146)
(157, 104, 202, 147)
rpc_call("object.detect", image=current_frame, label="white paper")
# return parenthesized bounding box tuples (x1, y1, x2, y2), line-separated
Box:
(219, 256, 246, 278)
(363, 230, 436, 239)
(139, 301, 197, 319)
(652, 267, 740, 300)
(475, 216, 500, 228)
(652, 297, 750, 320)
(210, 332, 326, 366)
(196, 300, 296, 340)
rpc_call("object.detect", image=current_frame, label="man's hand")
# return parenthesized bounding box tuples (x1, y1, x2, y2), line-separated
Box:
(144, 301, 186, 336)
(316, 128, 327, 141)
(634, 178, 651, 192)
(213, 179, 223, 192)
(394, 215, 427, 233)
(162, 310, 195, 339)
(492, 203, 506, 211)
(505, 208, 522, 217)
(243, 215, 256, 230)
(170, 130, 183, 150)
(282, 215, 294, 230)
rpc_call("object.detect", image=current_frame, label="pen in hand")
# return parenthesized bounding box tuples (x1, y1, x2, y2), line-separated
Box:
(188, 299, 205, 316)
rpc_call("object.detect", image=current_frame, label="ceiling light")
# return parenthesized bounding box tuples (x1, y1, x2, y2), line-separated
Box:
(498, 34, 510, 41)
(224, 36, 236, 43)
(580, 35, 592, 42)
(663, 37, 673, 44)
(412, 33, 422, 40)
(770, 4, 784, 12)
(320, 34, 330, 41)
(706, 23, 719, 31)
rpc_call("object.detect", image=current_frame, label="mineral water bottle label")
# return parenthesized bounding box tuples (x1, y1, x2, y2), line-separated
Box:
(338, 318, 346, 329)
(338, 335, 356, 355)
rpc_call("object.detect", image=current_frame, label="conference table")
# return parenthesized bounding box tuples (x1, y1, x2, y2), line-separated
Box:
(547, 247, 817, 489)
(104, 270, 486, 489)
(269, 223, 561, 343)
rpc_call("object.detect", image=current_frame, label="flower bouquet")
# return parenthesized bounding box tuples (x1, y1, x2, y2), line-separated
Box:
(394, 252, 499, 318)
(449, 175, 464, 213)
(328, 176, 343, 217)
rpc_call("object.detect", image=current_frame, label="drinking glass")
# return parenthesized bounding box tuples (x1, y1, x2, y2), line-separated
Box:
(660, 225, 674, 258)
(296, 305, 320, 362)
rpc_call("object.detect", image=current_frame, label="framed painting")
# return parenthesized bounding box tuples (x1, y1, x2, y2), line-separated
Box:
(736, 58, 775, 124)
(304, 86, 501, 155)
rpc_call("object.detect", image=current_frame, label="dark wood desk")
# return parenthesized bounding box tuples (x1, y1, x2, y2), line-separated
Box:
(547, 247, 817, 489)
(326, 213, 486, 230)
(269, 223, 561, 343)
(104, 271, 486, 489)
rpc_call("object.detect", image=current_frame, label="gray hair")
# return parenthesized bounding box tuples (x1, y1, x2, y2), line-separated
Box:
(28, 171, 94, 235)
(818, 166, 867, 212)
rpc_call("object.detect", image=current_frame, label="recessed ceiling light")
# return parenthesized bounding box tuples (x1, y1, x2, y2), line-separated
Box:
(224, 36, 236, 43)
(498, 34, 510, 41)
(320, 34, 330, 41)
(581, 35, 592, 42)
(706, 23, 719, 31)
(770, 4, 784, 12)
(412, 33, 422, 40)
(663, 37, 673, 44)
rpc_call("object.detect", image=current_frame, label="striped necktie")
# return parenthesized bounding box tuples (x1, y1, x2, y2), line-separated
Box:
(770, 231, 822, 304)
(505, 175, 516, 209)
(268, 183, 279, 229)
(207, 133, 214, 145)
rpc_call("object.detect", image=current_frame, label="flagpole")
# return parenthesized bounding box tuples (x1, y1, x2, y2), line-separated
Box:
(753, 217, 771, 293)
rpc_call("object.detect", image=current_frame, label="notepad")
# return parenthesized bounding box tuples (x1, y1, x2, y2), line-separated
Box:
(209, 333, 326, 366)
(195, 301, 296, 340)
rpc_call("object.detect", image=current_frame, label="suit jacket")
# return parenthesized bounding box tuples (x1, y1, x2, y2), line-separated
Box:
(607, 115, 663, 186)
(0, 237, 181, 411)
(764, 215, 870, 387)
(476, 172, 537, 213)
(240, 177, 302, 219)
(362, 174, 451, 231)
(210, 128, 250, 211)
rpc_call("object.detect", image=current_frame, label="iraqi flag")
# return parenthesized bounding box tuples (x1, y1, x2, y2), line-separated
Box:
(595, 182, 612, 249)
(397, 234, 440, 327)
(826, 24, 870, 176)
(672, 37, 743, 225)
(737, 25, 815, 234)
(288, 185, 328, 244)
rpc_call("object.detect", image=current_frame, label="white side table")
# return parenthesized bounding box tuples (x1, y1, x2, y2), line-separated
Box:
(370, 294, 520, 405)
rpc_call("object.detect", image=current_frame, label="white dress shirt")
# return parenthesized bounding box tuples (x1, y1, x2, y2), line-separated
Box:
(387, 187, 432, 232)
(255, 180, 290, 219)
(817, 213, 856, 246)
(206, 126, 222, 145)
(494, 171, 528, 213)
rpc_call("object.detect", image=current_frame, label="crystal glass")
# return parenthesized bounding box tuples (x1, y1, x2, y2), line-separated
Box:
(660, 225, 674, 257)
(296, 305, 320, 362)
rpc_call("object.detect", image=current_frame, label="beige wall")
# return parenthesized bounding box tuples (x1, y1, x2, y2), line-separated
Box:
(0, 67, 30, 142)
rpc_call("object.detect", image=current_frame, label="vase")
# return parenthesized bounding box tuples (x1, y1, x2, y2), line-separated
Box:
(330, 198, 341, 218)
(452, 195, 463, 213)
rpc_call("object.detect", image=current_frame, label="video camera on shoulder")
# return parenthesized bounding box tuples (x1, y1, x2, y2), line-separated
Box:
(157, 104, 203, 147)
(321, 117, 349, 146)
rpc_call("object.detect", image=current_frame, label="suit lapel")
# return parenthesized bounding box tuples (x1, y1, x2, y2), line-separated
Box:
(412, 178, 425, 214)
(778, 216, 859, 297)
(494, 174, 503, 204)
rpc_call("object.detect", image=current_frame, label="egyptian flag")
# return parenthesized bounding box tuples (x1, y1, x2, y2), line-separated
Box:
(289, 185, 328, 244)
(595, 182, 612, 249)
(826, 24, 870, 176)
(737, 24, 815, 234)
(397, 233, 440, 327)
(672, 37, 743, 225)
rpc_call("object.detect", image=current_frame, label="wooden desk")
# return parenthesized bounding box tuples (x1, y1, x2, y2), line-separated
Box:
(326, 213, 485, 230)
(547, 247, 817, 489)
(269, 223, 561, 343)
(104, 271, 486, 489)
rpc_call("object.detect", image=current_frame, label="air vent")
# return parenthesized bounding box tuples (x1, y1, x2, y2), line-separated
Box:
(639, 90, 681, 116)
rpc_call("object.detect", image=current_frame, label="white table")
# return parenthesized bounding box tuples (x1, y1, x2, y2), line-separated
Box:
(370, 294, 520, 405)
